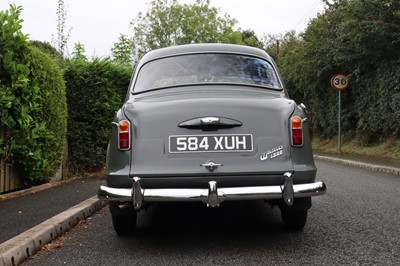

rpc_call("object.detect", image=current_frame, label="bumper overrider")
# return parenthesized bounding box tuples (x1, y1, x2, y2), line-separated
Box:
(97, 172, 326, 210)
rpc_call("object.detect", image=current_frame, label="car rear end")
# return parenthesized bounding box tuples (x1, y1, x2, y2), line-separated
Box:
(98, 44, 326, 234)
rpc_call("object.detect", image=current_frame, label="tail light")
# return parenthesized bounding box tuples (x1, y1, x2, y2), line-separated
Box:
(291, 116, 303, 147)
(118, 120, 131, 150)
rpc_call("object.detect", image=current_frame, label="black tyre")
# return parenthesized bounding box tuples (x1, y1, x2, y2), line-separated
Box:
(111, 212, 137, 235)
(281, 209, 308, 231)
(109, 202, 138, 235)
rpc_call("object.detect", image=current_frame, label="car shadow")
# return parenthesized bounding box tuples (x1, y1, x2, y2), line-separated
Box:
(119, 201, 305, 247)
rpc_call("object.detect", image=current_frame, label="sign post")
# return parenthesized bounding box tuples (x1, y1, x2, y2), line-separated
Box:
(331, 74, 349, 153)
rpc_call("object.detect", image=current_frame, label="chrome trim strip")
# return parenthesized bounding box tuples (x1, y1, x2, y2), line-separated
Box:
(201, 117, 220, 125)
(98, 186, 131, 201)
(98, 180, 326, 207)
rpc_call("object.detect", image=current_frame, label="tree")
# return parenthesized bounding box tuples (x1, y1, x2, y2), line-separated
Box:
(128, 0, 240, 64)
(64, 58, 131, 173)
(72, 42, 87, 61)
(52, 0, 72, 57)
(111, 34, 134, 67)
(30, 40, 63, 61)
(1, 5, 67, 184)
(275, 0, 400, 141)
(262, 33, 286, 61)
(240, 29, 264, 50)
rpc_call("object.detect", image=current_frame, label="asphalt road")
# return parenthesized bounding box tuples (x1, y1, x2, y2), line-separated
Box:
(24, 161, 400, 265)
(0, 176, 105, 244)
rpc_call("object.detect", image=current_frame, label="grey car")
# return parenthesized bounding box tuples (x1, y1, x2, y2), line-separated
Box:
(98, 43, 326, 235)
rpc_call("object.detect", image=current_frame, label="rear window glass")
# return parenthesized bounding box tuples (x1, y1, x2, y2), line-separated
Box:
(133, 54, 282, 93)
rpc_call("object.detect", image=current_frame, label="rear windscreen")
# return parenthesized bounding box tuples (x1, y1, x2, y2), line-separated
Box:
(133, 53, 282, 93)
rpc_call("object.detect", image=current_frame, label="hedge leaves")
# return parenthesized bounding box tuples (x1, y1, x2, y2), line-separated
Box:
(64, 58, 131, 173)
(1, 5, 67, 185)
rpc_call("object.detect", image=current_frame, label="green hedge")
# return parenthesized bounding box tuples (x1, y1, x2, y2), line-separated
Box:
(276, 0, 400, 143)
(0, 5, 67, 185)
(30, 46, 68, 180)
(64, 58, 131, 173)
(30, 40, 64, 66)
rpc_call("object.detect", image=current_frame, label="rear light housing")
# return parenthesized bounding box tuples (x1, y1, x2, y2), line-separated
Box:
(118, 120, 131, 150)
(291, 116, 303, 147)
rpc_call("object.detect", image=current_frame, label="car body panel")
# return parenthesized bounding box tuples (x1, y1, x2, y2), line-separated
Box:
(101, 44, 324, 220)
(124, 86, 296, 176)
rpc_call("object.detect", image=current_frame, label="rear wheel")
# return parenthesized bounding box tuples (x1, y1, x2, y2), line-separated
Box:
(109, 202, 138, 235)
(111, 212, 137, 235)
(281, 209, 308, 231)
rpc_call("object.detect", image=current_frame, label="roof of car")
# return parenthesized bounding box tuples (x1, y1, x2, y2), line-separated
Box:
(138, 43, 273, 66)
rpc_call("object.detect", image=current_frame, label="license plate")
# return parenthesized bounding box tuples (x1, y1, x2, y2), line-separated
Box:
(169, 134, 253, 153)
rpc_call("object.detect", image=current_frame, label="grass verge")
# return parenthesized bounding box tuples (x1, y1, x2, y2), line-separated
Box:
(312, 137, 400, 161)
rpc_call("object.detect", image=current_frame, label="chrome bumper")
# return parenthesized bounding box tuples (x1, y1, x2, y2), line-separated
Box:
(98, 172, 326, 210)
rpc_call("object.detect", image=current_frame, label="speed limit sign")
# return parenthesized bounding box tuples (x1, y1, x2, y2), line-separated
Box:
(331, 74, 349, 153)
(331, 74, 349, 90)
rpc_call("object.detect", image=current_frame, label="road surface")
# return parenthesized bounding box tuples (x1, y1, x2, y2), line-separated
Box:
(25, 160, 400, 265)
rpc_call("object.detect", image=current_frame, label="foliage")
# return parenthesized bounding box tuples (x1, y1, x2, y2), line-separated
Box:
(29, 46, 68, 181)
(71, 42, 88, 61)
(240, 30, 264, 50)
(112, 0, 268, 65)
(312, 136, 400, 161)
(273, 0, 400, 143)
(111, 34, 135, 67)
(64, 58, 131, 173)
(0, 5, 67, 185)
(52, 0, 72, 57)
(30, 40, 63, 62)
(128, 0, 240, 64)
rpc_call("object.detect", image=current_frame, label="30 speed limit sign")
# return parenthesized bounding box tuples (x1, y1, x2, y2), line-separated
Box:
(331, 74, 349, 90)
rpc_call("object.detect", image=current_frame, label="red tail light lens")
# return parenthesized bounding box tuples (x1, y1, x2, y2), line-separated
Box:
(291, 116, 303, 147)
(118, 120, 130, 150)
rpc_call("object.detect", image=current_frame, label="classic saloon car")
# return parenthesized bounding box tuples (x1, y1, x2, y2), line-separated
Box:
(98, 43, 326, 234)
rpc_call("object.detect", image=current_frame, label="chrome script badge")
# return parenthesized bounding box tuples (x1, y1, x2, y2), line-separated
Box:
(260, 145, 283, 161)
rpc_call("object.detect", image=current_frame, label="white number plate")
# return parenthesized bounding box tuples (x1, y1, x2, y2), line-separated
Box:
(169, 134, 253, 153)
